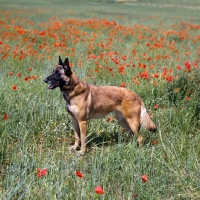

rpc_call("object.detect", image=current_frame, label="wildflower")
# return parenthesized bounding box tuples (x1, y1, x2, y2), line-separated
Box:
(193, 62, 198, 68)
(95, 186, 105, 195)
(133, 77, 140, 84)
(132, 64, 136, 68)
(120, 82, 126, 87)
(185, 96, 190, 101)
(17, 72, 21, 77)
(3, 114, 8, 121)
(39, 31, 46, 36)
(151, 73, 159, 78)
(121, 55, 127, 60)
(118, 66, 125, 74)
(90, 54, 97, 59)
(76, 170, 83, 178)
(141, 174, 148, 182)
(154, 104, 159, 110)
(152, 139, 158, 145)
(12, 85, 17, 90)
(28, 67, 33, 71)
(24, 77, 29, 81)
(37, 168, 48, 178)
(184, 61, 191, 72)
(139, 71, 148, 79)
(31, 75, 37, 80)
(106, 116, 114, 122)
(113, 57, 119, 64)
(106, 117, 112, 122)
(176, 65, 181, 70)
(174, 88, 179, 93)
(166, 75, 173, 82)
(8, 71, 13, 76)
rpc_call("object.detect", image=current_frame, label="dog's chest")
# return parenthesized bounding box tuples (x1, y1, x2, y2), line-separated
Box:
(66, 102, 78, 117)
(62, 92, 77, 116)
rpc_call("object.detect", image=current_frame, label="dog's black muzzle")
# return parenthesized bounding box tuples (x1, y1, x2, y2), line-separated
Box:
(44, 78, 48, 84)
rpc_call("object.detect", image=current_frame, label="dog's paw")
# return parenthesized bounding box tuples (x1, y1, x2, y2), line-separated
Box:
(68, 146, 77, 151)
(76, 150, 85, 157)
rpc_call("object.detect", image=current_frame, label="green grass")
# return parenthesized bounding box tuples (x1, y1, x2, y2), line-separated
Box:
(0, 0, 200, 199)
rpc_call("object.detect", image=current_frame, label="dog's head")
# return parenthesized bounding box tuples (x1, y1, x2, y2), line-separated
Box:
(44, 56, 72, 90)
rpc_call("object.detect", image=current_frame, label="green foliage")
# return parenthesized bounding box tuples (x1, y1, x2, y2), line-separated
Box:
(0, 0, 200, 199)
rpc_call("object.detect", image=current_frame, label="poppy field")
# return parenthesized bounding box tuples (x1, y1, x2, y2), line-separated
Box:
(1, 0, 200, 199)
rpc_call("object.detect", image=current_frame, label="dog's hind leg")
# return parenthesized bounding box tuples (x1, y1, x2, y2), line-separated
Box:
(115, 110, 131, 131)
(115, 111, 143, 145)
(68, 116, 80, 151)
(126, 117, 143, 146)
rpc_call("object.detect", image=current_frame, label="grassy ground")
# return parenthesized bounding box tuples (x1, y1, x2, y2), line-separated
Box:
(0, 0, 200, 199)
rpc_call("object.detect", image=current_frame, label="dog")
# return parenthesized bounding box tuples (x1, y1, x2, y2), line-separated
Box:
(44, 56, 156, 156)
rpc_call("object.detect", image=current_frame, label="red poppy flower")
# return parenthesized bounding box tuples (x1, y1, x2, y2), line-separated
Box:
(184, 61, 191, 72)
(17, 72, 21, 77)
(3, 113, 8, 121)
(24, 77, 29, 81)
(152, 139, 158, 145)
(118, 66, 125, 73)
(185, 96, 190, 101)
(166, 75, 173, 82)
(95, 186, 105, 194)
(151, 73, 159, 78)
(120, 82, 126, 87)
(90, 54, 97, 59)
(141, 174, 148, 182)
(12, 85, 17, 90)
(176, 65, 181, 70)
(28, 67, 33, 71)
(8, 71, 13, 76)
(139, 71, 148, 79)
(154, 104, 159, 110)
(37, 168, 48, 178)
(121, 55, 127, 60)
(193, 62, 198, 68)
(106, 116, 114, 122)
(76, 170, 83, 178)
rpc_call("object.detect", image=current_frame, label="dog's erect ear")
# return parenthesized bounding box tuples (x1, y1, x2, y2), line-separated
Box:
(64, 57, 70, 67)
(58, 56, 63, 65)
(63, 57, 72, 76)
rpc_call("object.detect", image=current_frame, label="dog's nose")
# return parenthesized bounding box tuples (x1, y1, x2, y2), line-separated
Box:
(44, 78, 48, 83)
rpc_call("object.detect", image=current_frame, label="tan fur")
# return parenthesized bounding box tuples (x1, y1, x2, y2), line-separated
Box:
(44, 58, 156, 156)
(63, 72, 156, 156)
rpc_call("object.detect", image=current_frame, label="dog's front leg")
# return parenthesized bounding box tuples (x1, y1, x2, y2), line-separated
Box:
(77, 120, 87, 156)
(68, 116, 80, 151)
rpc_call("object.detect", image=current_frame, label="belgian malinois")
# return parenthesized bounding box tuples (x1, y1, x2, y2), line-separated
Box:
(44, 57, 156, 156)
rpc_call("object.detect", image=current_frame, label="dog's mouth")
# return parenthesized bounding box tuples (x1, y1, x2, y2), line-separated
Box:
(48, 81, 59, 89)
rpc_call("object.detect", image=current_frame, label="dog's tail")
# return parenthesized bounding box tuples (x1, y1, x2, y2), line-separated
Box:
(140, 102, 157, 132)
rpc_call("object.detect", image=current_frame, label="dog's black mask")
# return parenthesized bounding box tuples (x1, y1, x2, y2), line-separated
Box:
(44, 56, 72, 90)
